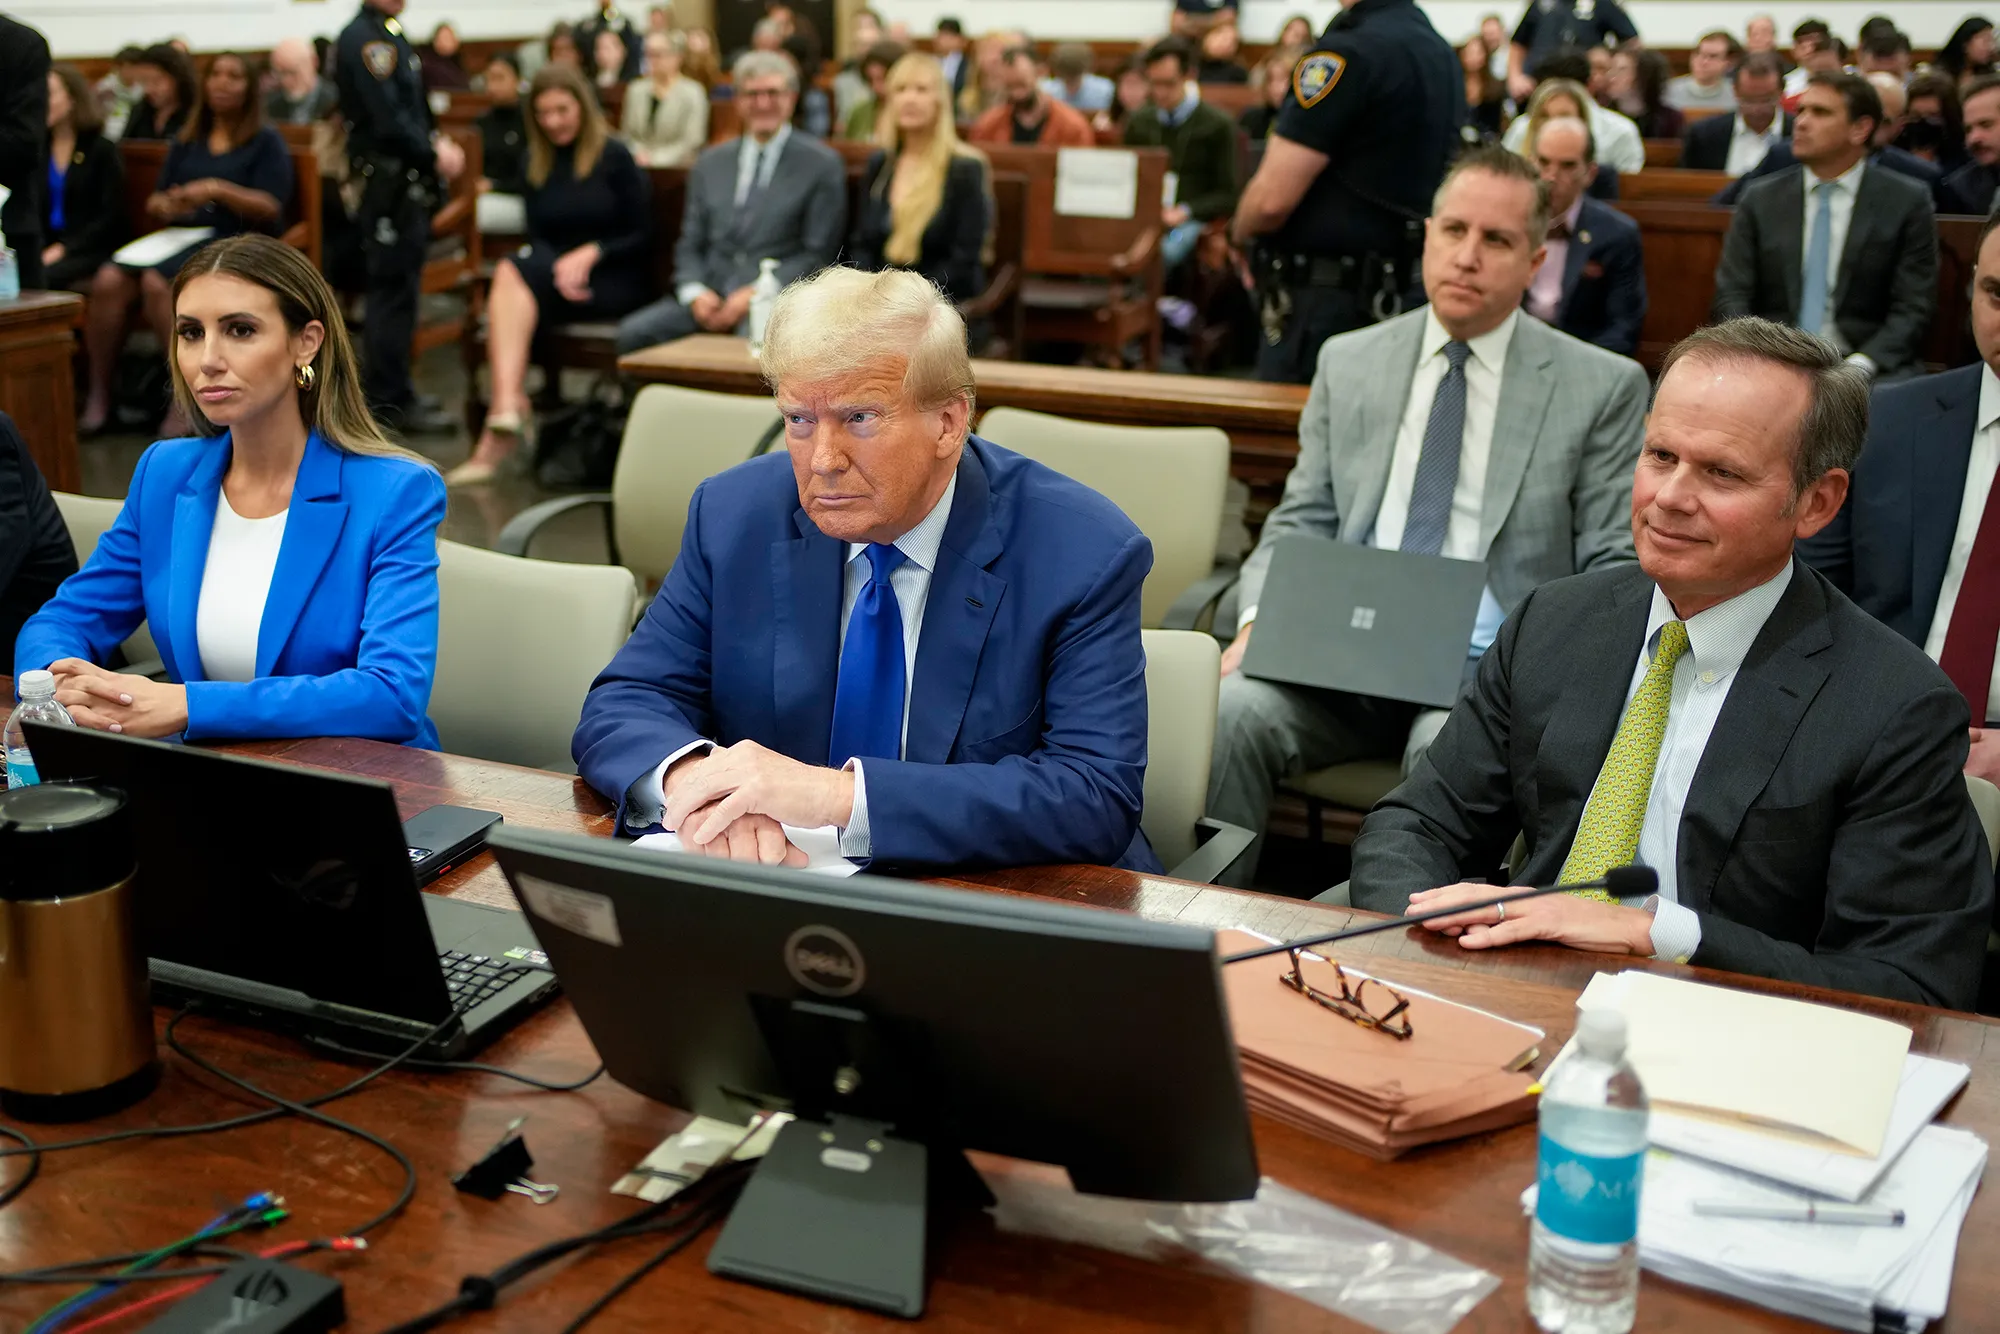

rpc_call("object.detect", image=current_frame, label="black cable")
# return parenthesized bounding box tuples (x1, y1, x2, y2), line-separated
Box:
(554, 1202, 731, 1334)
(299, 1033, 605, 1092)
(2, 1247, 255, 1285)
(0, 1125, 39, 1209)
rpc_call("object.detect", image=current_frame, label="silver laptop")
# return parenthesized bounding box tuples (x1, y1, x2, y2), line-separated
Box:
(1237, 536, 1488, 709)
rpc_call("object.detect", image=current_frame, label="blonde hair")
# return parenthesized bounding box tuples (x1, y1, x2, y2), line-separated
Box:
(525, 63, 610, 188)
(761, 268, 973, 415)
(169, 234, 428, 463)
(1520, 77, 1593, 156)
(873, 53, 988, 268)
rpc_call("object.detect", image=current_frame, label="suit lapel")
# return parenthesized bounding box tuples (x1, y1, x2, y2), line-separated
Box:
(771, 506, 845, 766)
(166, 437, 232, 684)
(1536, 574, 1653, 858)
(906, 444, 1003, 764)
(255, 433, 348, 677)
(1479, 317, 1556, 554)
(1557, 204, 1593, 310)
(1832, 169, 1884, 310)
(1345, 313, 1425, 543)
(1776, 170, 1806, 318)
(1912, 365, 1983, 633)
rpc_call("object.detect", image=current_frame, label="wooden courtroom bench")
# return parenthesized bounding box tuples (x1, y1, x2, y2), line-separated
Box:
(1617, 168, 1732, 204)
(1643, 138, 1682, 169)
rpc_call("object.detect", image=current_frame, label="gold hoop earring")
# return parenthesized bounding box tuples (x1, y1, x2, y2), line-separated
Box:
(295, 363, 316, 391)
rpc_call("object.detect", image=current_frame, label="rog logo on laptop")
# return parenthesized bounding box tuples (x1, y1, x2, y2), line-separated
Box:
(268, 859, 362, 912)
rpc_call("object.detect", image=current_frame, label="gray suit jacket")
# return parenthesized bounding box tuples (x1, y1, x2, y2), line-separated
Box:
(674, 132, 848, 297)
(1237, 307, 1649, 622)
(1711, 163, 1938, 377)
(1352, 560, 1993, 1011)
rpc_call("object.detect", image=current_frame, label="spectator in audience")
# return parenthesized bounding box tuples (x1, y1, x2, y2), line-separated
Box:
(593, 29, 631, 97)
(420, 22, 471, 93)
(81, 51, 294, 437)
(545, 24, 582, 73)
(1605, 48, 1684, 140)
(647, 6, 673, 39)
(1097, 54, 1152, 135)
(681, 27, 721, 89)
(1126, 37, 1239, 271)
(783, 35, 834, 138)
(1352, 317, 1990, 1010)
(1717, 71, 1949, 205)
(1505, 0, 1636, 104)
(0, 13, 49, 293)
(476, 53, 529, 198)
(848, 53, 989, 303)
(1524, 116, 1644, 357)
(1683, 51, 1789, 174)
(1276, 14, 1313, 50)
(1713, 73, 1937, 381)
(1586, 46, 1615, 107)
(959, 29, 1024, 120)
(1857, 29, 1914, 83)
(1243, 45, 1303, 142)
(266, 38, 336, 125)
(1941, 77, 2000, 215)
(577, 1, 643, 84)
(1744, 13, 1783, 63)
(1477, 14, 1509, 79)
(933, 18, 971, 105)
(1043, 43, 1114, 113)
(1172, 0, 1240, 40)
(1939, 18, 1997, 89)
(96, 46, 149, 142)
(20, 235, 447, 747)
(1458, 36, 1508, 144)
(1665, 30, 1739, 113)
(832, 7, 885, 128)
(841, 41, 906, 140)
(1783, 21, 1836, 101)
(123, 43, 196, 142)
(1504, 73, 1645, 175)
(0, 411, 77, 662)
(41, 64, 125, 292)
(1207, 147, 1648, 875)
(614, 50, 845, 355)
(576, 267, 1159, 872)
(1196, 22, 1250, 85)
(1901, 73, 1968, 173)
(622, 31, 708, 166)
(967, 45, 1095, 148)
(453, 65, 651, 486)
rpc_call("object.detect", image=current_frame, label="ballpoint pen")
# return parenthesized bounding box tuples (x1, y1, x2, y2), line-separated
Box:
(1691, 1200, 1905, 1226)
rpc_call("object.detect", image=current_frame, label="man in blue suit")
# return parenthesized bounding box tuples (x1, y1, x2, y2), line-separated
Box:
(573, 267, 1161, 872)
(1523, 117, 1645, 359)
(1798, 208, 2000, 784)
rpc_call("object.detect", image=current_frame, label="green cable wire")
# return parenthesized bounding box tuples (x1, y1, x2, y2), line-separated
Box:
(26, 1210, 288, 1333)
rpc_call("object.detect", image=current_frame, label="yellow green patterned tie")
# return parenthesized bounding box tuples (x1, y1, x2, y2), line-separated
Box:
(1558, 620, 1691, 901)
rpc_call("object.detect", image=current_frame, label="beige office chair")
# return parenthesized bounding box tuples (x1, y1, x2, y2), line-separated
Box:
(1969, 774, 2000, 873)
(1141, 629, 1255, 882)
(978, 408, 1230, 628)
(49, 491, 164, 675)
(496, 384, 783, 588)
(433, 541, 639, 771)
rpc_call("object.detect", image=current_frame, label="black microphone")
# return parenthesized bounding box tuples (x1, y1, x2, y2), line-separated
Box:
(1217, 865, 1660, 965)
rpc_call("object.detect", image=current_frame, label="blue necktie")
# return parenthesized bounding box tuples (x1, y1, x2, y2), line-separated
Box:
(828, 544, 907, 768)
(1401, 340, 1470, 556)
(1798, 181, 1834, 336)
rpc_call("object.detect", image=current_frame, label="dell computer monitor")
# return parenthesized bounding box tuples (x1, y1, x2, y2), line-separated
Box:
(488, 825, 1259, 1317)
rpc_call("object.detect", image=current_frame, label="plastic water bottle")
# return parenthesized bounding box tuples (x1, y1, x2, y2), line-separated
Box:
(0, 185, 19, 301)
(5, 671, 76, 788)
(1529, 1008, 1648, 1333)
(747, 257, 781, 355)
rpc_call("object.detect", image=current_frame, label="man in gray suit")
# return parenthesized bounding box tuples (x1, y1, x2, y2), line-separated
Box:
(1206, 146, 1649, 875)
(615, 50, 847, 354)
(1711, 72, 1937, 381)
(1354, 319, 1991, 1011)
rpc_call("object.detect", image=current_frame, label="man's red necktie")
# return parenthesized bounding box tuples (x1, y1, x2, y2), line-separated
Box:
(1938, 470, 2000, 723)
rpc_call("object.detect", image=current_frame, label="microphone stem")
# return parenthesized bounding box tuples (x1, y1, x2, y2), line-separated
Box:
(1217, 881, 1600, 965)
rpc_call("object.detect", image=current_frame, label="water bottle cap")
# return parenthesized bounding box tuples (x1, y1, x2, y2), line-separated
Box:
(17, 669, 54, 697)
(1576, 1007, 1628, 1057)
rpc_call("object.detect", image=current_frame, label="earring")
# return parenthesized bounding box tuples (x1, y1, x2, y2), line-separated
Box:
(295, 363, 316, 391)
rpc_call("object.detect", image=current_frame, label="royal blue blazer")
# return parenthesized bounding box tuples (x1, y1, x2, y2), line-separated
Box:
(16, 431, 446, 747)
(573, 436, 1162, 872)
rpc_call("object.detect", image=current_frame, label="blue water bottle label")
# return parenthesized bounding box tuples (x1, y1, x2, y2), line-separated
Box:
(6, 756, 38, 788)
(1536, 1134, 1643, 1244)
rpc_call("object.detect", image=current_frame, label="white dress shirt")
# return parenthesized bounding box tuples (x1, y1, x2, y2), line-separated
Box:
(1724, 113, 1784, 177)
(1525, 199, 1581, 324)
(1923, 364, 2000, 722)
(195, 496, 288, 684)
(673, 124, 791, 308)
(1595, 562, 1795, 962)
(1800, 158, 1869, 368)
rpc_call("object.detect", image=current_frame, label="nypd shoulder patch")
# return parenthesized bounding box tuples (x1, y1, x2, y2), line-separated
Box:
(362, 41, 398, 81)
(1293, 52, 1347, 108)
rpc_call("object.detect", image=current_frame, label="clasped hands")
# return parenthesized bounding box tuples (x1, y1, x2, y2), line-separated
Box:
(687, 285, 754, 333)
(1405, 882, 1656, 957)
(46, 659, 188, 738)
(551, 242, 601, 303)
(662, 740, 856, 867)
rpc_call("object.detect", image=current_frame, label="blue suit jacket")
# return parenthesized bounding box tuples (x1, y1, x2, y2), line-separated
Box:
(15, 432, 446, 746)
(1796, 362, 1980, 659)
(1548, 196, 1645, 359)
(573, 436, 1162, 872)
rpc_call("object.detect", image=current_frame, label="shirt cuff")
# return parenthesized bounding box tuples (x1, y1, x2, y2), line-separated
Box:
(674, 281, 714, 308)
(1844, 352, 1878, 377)
(624, 739, 714, 833)
(1238, 603, 1258, 633)
(837, 758, 872, 859)
(1646, 895, 1702, 965)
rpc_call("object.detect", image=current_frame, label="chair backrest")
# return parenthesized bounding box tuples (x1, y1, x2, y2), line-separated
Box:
(433, 540, 638, 770)
(50, 492, 161, 668)
(1968, 774, 2000, 874)
(974, 144, 1169, 281)
(1140, 629, 1220, 869)
(613, 384, 784, 587)
(976, 406, 1228, 627)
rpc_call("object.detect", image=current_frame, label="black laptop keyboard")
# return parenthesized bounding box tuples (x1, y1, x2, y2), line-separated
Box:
(440, 951, 531, 1013)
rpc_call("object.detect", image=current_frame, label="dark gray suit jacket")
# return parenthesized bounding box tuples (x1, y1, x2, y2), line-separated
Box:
(1711, 163, 1938, 377)
(1352, 561, 1992, 1011)
(673, 131, 847, 297)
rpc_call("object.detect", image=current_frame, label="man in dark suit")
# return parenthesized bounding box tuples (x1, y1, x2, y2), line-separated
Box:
(1712, 73, 1937, 380)
(1348, 318, 1992, 1011)
(933, 17, 971, 103)
(0, 412, 76, 658)
(614, 50, 847, 353)
(1524, 116, 1645, 358)
(578, 267, 1160, 873)
(1799, 209, 2000, 784)
(1682, 51, 1791, 175)
(1714, 71, 1944, 206)
(0, 11, 50, 291)
(1939, 75, 2000, 216)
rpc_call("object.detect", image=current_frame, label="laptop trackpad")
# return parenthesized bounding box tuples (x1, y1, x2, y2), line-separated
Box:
(423, 895, 551, 970)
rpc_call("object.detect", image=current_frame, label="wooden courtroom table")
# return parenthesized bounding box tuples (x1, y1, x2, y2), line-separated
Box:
(619, 334, 1311, 507)
(0, 293, 83, 493)
(5, 734, 1999, 1332)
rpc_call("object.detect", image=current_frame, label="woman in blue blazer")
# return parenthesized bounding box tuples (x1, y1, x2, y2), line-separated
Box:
(17, 235, 446, 747)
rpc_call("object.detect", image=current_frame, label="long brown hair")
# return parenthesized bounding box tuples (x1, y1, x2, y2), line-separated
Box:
(179, 51, 266, 150)
(524, 63, 610, 187)
(50, 63, 105, 137)
(168, 235, 429, 464)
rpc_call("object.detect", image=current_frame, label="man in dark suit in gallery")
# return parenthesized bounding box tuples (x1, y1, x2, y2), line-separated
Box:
(1681, 51, 1790, 176)
(1348, 317, 1993, 1012)
(1523, 116, 1645, 358)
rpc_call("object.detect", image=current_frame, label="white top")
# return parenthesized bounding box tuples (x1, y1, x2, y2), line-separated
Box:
(195, 494, 288, 684)
(1800, 158, 1866, 350)
(1725, 113, 1786, 177)
(1503, 103, 1646, 175)
(1663, 75, 1736, 112)
(1923, 363, 2000, 722)
(1592, 562, 1795, 962)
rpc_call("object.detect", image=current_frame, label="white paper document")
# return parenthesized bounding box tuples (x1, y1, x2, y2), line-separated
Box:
(112, 227, 216, 268)
(631, 824, 860, 877)
(1054, 148, 1139, 219)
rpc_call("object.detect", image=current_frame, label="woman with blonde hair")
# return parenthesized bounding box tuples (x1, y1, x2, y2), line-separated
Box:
(17, 234, 447, 747)
(848, 52, 990, 302)
(1501, 74, 1645, 174)
(456, 63, 652, 484)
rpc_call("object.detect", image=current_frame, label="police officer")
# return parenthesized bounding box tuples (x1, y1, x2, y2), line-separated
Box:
(1230, 0, 1462, 384)
(335, 0, 463, 431)
(1505, 0, 1637, 102)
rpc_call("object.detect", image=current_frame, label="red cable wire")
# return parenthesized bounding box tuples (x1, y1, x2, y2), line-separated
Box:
(60, 1241, 355, 1334)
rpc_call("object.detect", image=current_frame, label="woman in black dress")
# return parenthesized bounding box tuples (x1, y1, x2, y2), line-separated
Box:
(121, 43, 196, 142)
(40, 64, 125, 291)
(476, 54, 529, 205)
(454, 63, 651, 485)
(848, 53, 989, 304)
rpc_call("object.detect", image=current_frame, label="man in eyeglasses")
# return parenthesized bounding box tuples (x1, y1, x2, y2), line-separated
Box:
(615, 49, 847, 353)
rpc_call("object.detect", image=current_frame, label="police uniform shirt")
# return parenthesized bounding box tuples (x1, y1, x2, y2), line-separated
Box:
(1268, 0, 1462, 258)
(1510, 0, 1638, 75)
(335, 2, 434, 172)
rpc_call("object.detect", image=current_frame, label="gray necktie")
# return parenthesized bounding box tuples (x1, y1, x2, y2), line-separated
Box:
(733, 144, 769, 243)
(1401, 341, 1471, 556)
